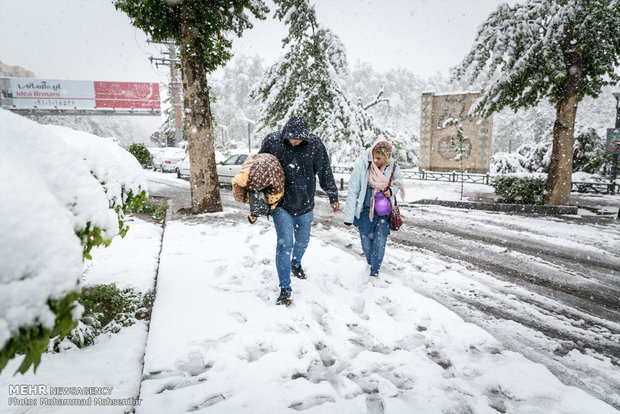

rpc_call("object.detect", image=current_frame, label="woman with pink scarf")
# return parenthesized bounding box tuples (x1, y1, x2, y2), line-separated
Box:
(343, 138, 405, 278)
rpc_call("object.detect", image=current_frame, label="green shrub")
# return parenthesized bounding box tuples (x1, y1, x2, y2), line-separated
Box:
(61, 284, 154, 349)
(127, 143, 151, 166)
(492, 176, 546, 205)
(130, 197, 168, 221)
(0, 292, 79, 374)
(75, 189, 148, 260)
(115, 188, 148, 239)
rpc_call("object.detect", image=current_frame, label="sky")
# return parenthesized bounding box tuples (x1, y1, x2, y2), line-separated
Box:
(0, 0, 510, 84)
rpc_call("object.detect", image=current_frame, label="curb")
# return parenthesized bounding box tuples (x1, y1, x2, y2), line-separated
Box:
(409, 199, 579, 215)
(133, 200, 170, 412)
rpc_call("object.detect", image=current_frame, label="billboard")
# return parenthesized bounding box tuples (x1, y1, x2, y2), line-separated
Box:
(94, 81, 160, 109)
(1, 78, 160, 113)
(8, 78, 95, 110)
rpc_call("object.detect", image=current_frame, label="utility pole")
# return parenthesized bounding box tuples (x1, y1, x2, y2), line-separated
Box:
(610, 92, 620, 194)
(248, 122, 252, 153)
(148, 40, 182, 147)
(168, 44, 183, 147)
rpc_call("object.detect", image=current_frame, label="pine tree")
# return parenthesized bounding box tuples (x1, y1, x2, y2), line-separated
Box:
(453, 0, 620, 205)
(114, 0, 268, 213)
(251, 0, 386, 163)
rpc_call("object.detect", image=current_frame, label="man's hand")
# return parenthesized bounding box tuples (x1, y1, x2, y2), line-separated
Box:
(331, 202, 340, 213)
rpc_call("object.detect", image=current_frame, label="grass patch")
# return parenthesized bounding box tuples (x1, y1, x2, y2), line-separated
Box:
(130, 197, 168, 221)
(56, 284, 154, 350)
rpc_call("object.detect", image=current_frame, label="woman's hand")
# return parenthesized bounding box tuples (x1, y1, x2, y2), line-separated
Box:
(383, 189, 391, 198)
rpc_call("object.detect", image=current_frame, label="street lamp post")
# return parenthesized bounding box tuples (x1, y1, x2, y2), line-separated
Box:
(237, 110, 256, 153)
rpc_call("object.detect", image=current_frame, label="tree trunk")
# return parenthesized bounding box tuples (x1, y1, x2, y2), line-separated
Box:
(179, 3, 222, 214)
(545, 32, 582, 206)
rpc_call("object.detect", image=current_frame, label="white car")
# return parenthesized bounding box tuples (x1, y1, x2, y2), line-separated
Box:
(175, 154, 190, 179)
(153, 148, 186, 172)
(175, 153, 247, 183)
(146, 147, 164, 169)
(217, 154, 248, 184)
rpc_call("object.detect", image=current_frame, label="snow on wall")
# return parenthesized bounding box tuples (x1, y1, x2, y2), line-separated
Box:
(0, 109, 146, 351)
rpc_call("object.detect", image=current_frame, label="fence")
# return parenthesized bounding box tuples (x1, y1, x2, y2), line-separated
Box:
(332, 166, 616, 195)
(571, 181, 617, 195)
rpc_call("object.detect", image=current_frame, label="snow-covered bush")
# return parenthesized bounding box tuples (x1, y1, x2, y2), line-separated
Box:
(59, 285, 153, 350)
(45, 124, 148, 248)
(0, 110, 147, 374)
(573, 128, 613, 175)
(491, 141, 552, 174)
(492, 129, 613, 177)
(517, 141, 552, 173)
(490, 152, 528, 174)
(491, 175, 547, 205)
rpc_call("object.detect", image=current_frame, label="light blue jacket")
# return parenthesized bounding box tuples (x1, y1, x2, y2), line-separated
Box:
(343, 150, 403, 224)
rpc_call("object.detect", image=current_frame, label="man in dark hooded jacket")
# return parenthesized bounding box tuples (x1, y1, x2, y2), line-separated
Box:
(259, 114, 339, 306)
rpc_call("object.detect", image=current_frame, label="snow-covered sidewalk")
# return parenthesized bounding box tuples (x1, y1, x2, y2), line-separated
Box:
(0, 218, 162, 414)
(137, 211, 617, 414)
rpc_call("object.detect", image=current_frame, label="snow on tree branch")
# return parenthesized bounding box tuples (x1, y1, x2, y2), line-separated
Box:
(360, 85, 390, 111)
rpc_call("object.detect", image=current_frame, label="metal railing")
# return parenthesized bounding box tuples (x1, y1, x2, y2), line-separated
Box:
(571, 181, 616, 195)
(332, 166, 491, 185)
(332, 166, 617, 195)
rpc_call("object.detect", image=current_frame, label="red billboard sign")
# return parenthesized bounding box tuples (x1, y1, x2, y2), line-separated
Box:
(94, 81, 160, 109)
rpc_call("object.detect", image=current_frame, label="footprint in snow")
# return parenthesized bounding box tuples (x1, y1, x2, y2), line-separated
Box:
(230, 311, 247, 323)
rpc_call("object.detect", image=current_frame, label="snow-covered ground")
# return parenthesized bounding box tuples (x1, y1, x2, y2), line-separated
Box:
(2, 167, 618, 413)
(136, 213, 618, 413)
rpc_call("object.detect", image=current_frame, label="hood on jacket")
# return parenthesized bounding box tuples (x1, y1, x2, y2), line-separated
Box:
(366, 137, 393, 163)
(281, 114, 310, 142)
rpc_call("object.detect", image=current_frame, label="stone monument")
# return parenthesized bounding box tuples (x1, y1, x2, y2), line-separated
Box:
(419, 92, 493, 174)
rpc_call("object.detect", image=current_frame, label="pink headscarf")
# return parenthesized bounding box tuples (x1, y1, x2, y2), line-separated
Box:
(368, 138, 390, 190)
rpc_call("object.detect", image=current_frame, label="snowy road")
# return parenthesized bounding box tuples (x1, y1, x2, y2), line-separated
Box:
(147, 173, 620, 409)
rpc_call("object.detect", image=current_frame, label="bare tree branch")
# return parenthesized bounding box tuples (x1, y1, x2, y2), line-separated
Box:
(361, 84, 390, 110)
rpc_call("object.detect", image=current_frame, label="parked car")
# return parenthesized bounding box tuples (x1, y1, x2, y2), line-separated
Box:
(146, 147, 164, 169)
(153, 147, 186, 172)
(175, 154, 190, 179)
(217, 154, 248, 184)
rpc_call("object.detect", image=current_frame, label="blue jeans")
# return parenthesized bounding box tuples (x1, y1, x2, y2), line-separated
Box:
(272, 207, 314, 292)
(355, 207, 390, 276)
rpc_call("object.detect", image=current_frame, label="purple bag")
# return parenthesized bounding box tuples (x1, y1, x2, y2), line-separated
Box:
(374, 191, 392, 216)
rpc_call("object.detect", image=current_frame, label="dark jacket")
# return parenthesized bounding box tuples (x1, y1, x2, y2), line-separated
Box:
(259, 115, 338, 216)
